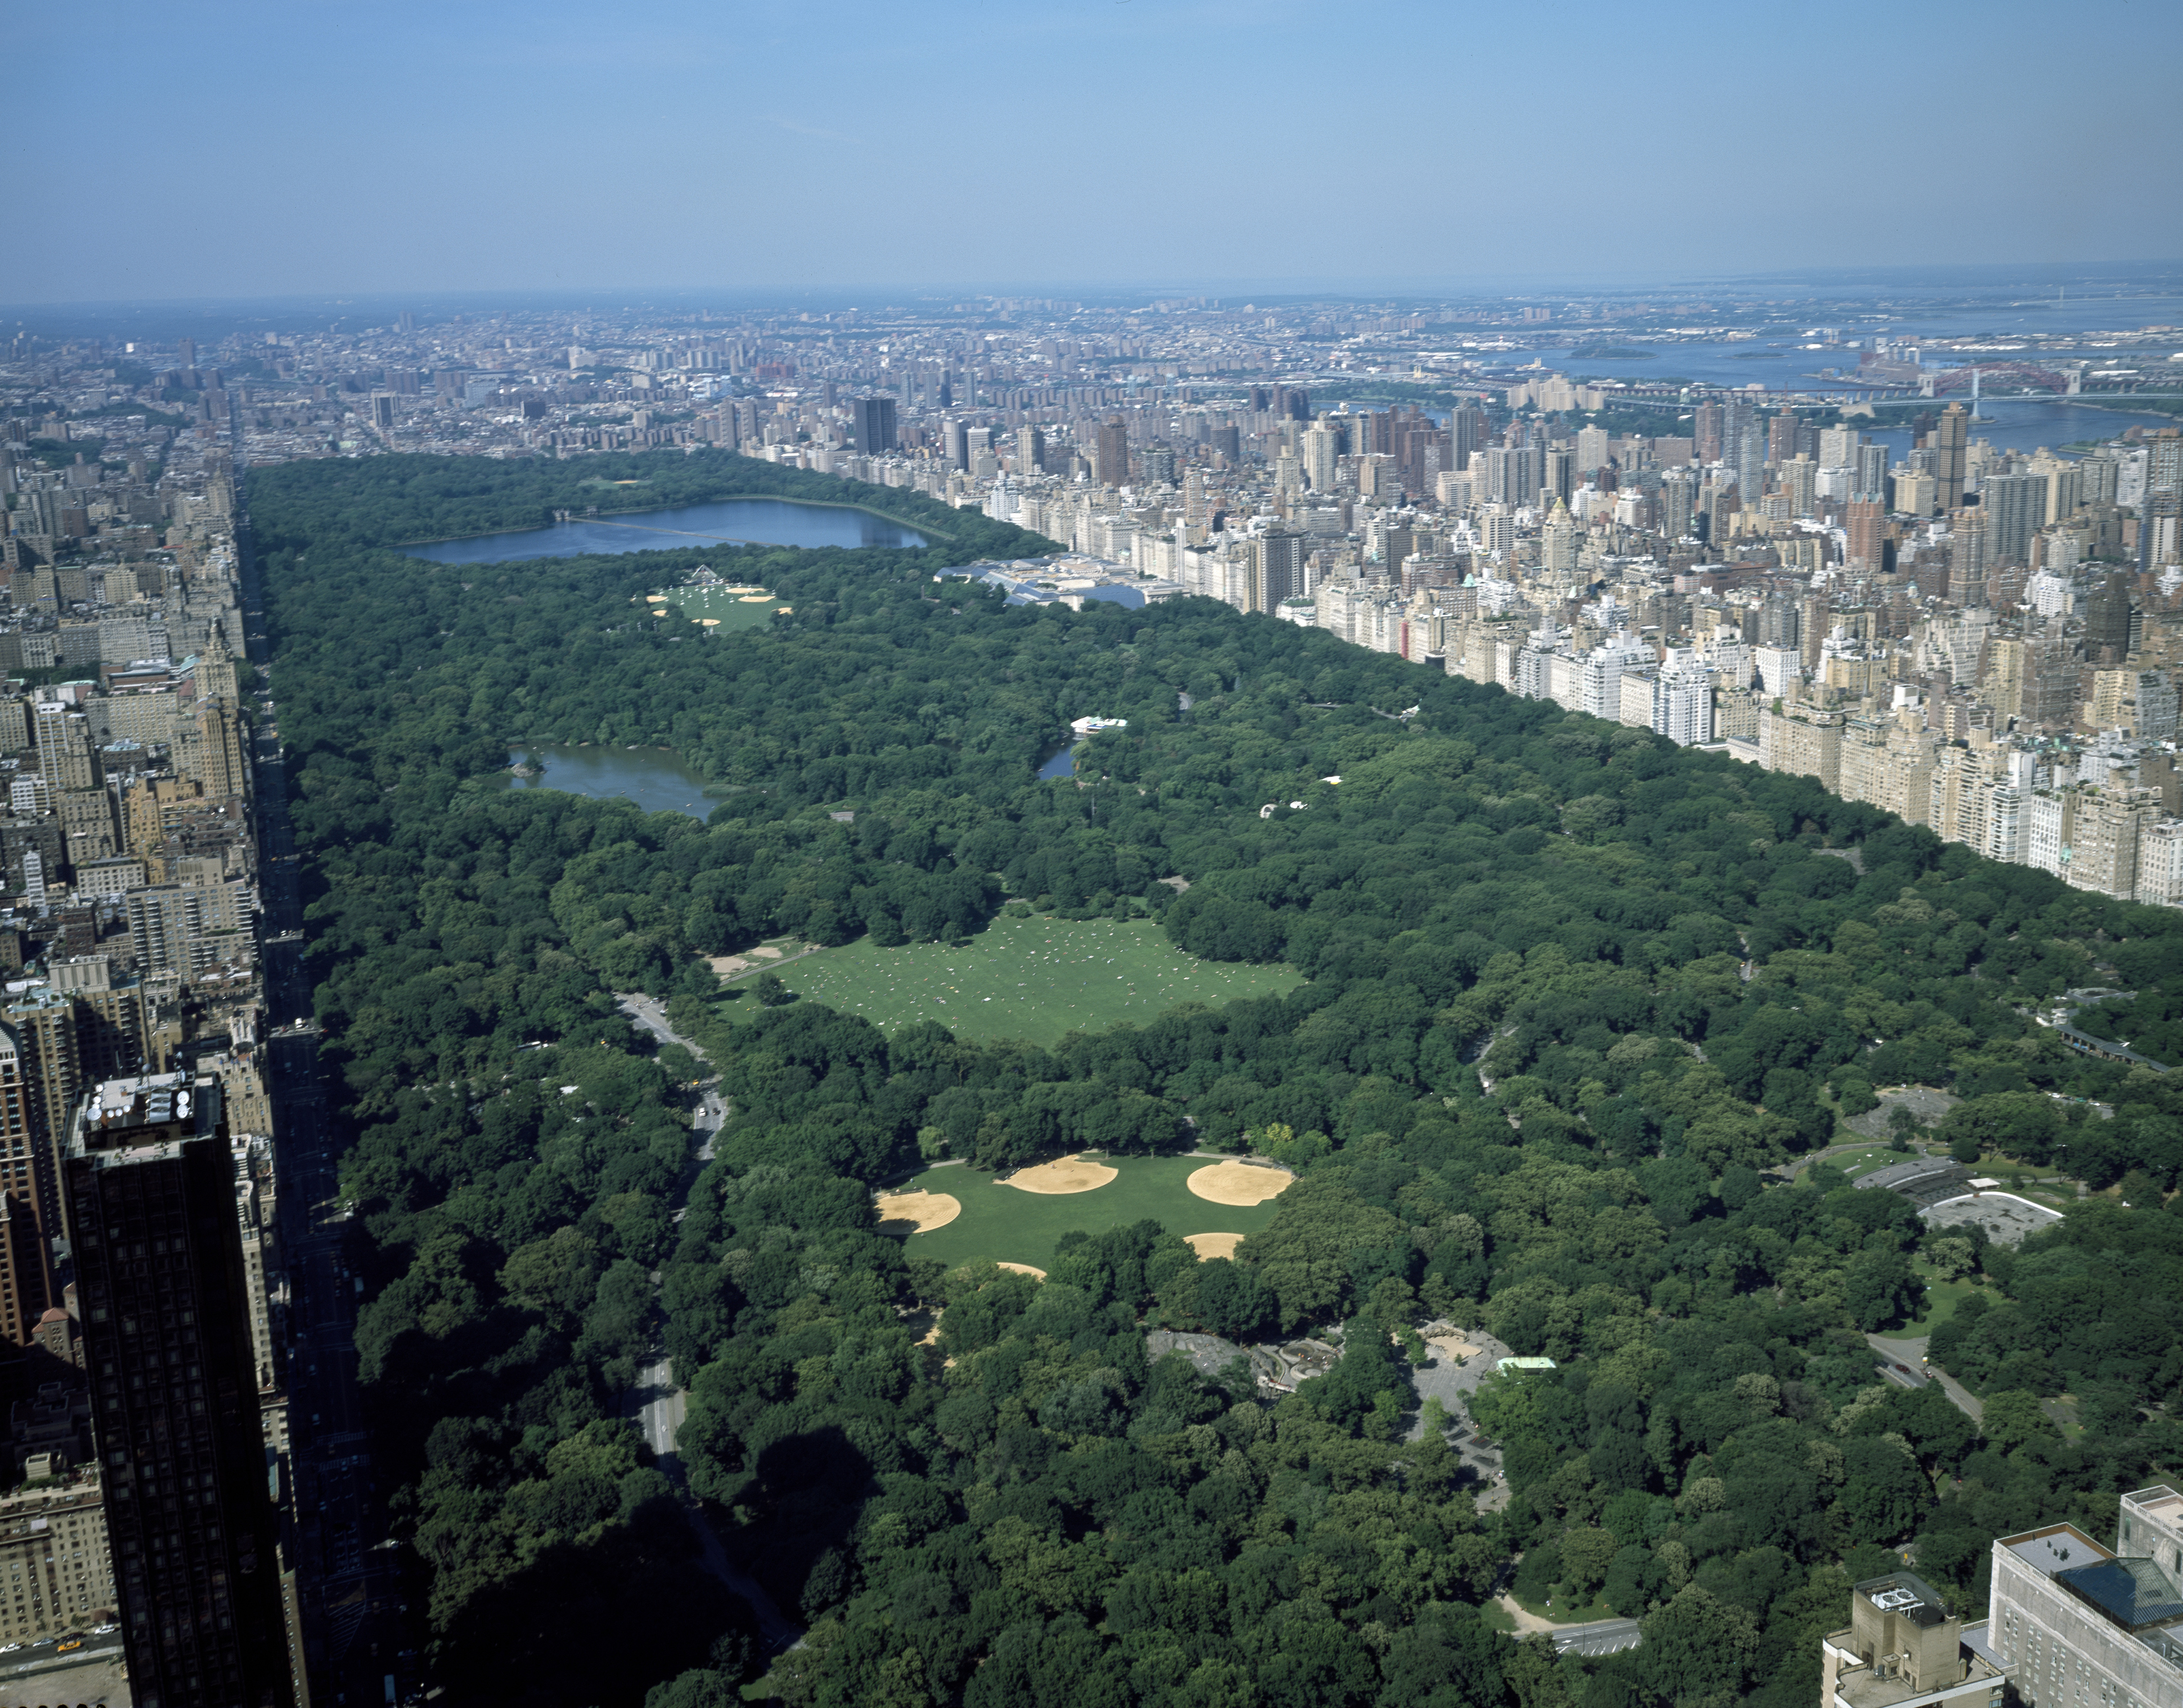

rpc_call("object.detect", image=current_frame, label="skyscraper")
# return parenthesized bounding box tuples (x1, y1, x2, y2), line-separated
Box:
(1097, 418, 1130, 488)
(1982, 472, 2047, 566)
(66, 1072, 295, 1708)
(850, 396, 897, 457)
(1932, 402, 1968, 511)
(1249, 531, 1307, 613)
(1694, 401, 1725, 465)
(2082, 572, 2135, 663)
(1015, 426, 1045, 472)
(1300, 421, 1340, 492)
(0, 1026, 53, 1347)
(1847, 498, 1889, 571)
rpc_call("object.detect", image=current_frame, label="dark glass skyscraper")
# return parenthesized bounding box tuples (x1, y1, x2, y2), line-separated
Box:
(851, 395, 897, 457)
(65, 1073, 294, 1708)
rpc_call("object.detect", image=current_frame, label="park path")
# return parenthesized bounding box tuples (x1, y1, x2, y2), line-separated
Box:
(616, 992, 804, 1653)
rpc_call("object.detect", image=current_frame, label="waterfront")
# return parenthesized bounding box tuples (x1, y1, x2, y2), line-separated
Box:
(498, 745, 714, 818)
(409, 497, 932, 565)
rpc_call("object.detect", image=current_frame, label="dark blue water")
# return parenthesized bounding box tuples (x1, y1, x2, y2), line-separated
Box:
(410, 497, 930, 564)
(497, 745, 713, 818)
(1036, 742, 1084, 780)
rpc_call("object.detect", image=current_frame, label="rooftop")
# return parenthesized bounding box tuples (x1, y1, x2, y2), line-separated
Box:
(65, 1070, 225, 1168)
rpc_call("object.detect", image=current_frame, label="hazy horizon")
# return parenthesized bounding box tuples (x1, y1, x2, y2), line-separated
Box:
(14, 0, 2181, 306)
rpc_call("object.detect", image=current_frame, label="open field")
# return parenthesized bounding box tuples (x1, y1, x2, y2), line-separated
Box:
(889, 1153, 1290, 1273)
(740, 914, 1306, 1048)
(650, 580, 790, 631)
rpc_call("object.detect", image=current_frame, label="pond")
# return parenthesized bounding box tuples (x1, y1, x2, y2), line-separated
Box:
(497, 745, 714, 819)
(409, 497, 932, 565)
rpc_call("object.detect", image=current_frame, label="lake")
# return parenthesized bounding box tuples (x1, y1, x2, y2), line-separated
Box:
(1036, 741, 1085, 781)
(497, 745, 714, 819)
(410, 497, 932, 565)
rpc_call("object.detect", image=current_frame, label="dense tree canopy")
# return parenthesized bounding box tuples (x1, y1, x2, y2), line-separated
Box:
(255, 451, 2183, 1708)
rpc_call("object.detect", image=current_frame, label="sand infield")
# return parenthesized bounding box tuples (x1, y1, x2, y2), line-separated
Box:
(738, 594, 774, 603)
(1186, 1160, 1295, 1207)
(1184, 1232, 1244, 1262)
(1004, 1154, 1117, 1195)
(876, 1190, 962, 1232)
(996, 1262, 1047, 1280)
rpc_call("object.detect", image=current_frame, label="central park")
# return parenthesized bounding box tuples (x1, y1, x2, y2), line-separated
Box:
(243, 448, 2183, 1708)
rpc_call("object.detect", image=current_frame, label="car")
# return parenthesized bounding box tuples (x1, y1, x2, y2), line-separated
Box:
(0, 1641, 20, 1652)
(1894, 1363, 1914, 1375)
(56, 1635, 84, 1653)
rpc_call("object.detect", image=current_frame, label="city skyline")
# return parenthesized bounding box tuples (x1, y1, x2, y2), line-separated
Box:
(11, 0, 2183, 303)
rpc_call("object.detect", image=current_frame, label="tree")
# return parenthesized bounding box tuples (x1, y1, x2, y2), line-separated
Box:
(1843, 1247, 1919, 1331)
(1980, 1390, 2059, 1454)
(754, 971, 794, 1008)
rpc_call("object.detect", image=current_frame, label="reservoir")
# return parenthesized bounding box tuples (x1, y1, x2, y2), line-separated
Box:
(497, 745, 714, 820)
(410, 497, 932, 565)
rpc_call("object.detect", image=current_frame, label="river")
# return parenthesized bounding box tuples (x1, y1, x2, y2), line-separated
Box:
(409, 497, 932, 565)
(497, 745, 714, 819)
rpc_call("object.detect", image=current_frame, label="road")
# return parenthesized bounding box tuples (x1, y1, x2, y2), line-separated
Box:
(236, 481, 423, 1708)
(1548, 1616, 1643, 1657)
(612, 995, 802, 1654)
(1867, 1332, 1984, 1423)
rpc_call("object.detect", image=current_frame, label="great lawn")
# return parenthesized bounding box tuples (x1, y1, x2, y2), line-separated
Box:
(734, 913, 1305, 1048)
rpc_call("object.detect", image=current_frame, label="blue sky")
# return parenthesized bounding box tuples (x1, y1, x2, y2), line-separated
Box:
(11, 0, 2180, 302)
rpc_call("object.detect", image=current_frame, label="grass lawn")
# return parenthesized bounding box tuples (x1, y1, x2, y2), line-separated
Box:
(650, 580, 790, 632)
(891, 1154, 1288, 1273)
(1507, 1586, 1617, 1625)
(1477, 1602, 1517, 1633)
(1911, 1265, 1994, 1333)
(730, 914, 1305, 1049)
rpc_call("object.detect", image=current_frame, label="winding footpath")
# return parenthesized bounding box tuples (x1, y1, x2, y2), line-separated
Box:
(616, 993, 804, 1653)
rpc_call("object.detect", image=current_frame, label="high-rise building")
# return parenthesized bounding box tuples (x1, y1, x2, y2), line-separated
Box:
(1694, 400, 1725, 465)
(1848, 498, 1890, 571)
(0, 1467, 119, 1646)
(1856, 443, 1890, 500)
(850, 396, 897, 457)
(32, 703, 98, 794)
(1249, 531, 1307, 614)
(1983, 472, 2048, 565)
(1987, 1486, 2183, 1708)
(368, 392, 395, 432)
(2082, 572, 2135, 663)
(1820, 1568, 2007, 1708)
(1766, 411, 1798, 466)
(1932, 402, 1969, 511)
(66, 1073, 295, 1708)
(0, 1025, 52, 1346)
(1446, 405, 1487, 472)
(1300, 421, 1340, 493)
(942, 419, 968, 471)
(1097, 418, 1130, 488)
(1015, 426, 1045, 472)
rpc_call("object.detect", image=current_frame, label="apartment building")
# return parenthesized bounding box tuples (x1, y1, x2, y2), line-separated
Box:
(1987, 1486, 2183, 1708)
